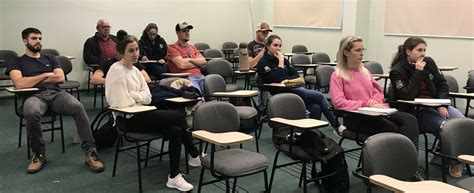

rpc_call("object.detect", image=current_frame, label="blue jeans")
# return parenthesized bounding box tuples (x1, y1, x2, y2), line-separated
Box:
(289, 87, 338, 127)
(188, 75, 205, 94)
(418, 106, 465, 137)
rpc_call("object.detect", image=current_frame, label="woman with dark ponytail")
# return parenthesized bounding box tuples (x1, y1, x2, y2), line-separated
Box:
(389, 37, 465, 178)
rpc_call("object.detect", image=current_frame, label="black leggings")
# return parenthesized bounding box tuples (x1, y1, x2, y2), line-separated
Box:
(124, 109, 199, 177)
(345, 111, 419, 150)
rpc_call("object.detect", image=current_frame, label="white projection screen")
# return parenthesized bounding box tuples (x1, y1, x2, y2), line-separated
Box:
(385, 0, 474, 39)
(273, 0, 343, 29)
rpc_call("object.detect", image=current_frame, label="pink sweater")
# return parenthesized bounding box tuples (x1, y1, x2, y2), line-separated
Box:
(330, 68, 387, 110)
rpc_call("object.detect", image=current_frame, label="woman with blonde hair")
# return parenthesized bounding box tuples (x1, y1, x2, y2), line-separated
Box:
(330, 36, 420, 151)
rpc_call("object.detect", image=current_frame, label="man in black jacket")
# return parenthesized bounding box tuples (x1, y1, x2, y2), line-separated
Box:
(83, 19, 118, 65)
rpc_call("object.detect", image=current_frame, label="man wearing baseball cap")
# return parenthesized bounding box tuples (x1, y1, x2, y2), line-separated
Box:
(248, 22, 272, 111)
(248, 22, 272, 69)
(166, 22, 207, 93)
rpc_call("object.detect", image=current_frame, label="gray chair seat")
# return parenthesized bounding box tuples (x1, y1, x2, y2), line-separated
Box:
(225, 84, 242, 92)
(235, 106, 258, 119)
(0, 73, 10, 80)
(59, 81, 81, 89)
(456, 177, 474, 191)
(201, 148, 268, 176)
(304, 75, 317, 84)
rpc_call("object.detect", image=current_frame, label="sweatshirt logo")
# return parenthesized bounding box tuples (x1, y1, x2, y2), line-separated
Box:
(264, 66, 271, 73)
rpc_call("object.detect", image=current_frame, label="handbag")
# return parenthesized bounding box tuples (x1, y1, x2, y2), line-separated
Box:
(281, 77, 305, 87)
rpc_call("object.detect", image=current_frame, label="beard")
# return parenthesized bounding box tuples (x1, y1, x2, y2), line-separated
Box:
(27, 43, 42, 53)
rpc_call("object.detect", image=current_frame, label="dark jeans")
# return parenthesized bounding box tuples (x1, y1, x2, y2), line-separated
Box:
(123, 109, 199, 177)
(145, 64, 166, 80)
(290, 87, 338, 127)
(23, 90, 95, 154)
(345, 111, 419, 150)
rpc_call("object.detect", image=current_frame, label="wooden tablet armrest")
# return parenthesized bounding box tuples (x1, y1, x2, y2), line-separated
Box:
(212, 90, 258, 98)
(369, 175, 406, 192)
(450, 92, 474, 98)
(6, 87, 39, 93)
(109, 105, 156, 114)
(192, 130, 253, 146)
(370, 174, 469, 193)
(458, 154, 474, 165)
(270, 117, 329, 129)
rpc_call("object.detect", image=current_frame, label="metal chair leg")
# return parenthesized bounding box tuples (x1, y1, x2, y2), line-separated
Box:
(136, 141, 143, 193)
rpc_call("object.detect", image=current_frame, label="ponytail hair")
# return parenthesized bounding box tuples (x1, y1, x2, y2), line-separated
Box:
(391, 37, 426, 68)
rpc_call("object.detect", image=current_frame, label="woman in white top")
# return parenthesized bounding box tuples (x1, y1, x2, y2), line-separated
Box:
(105, 35, 200, 191)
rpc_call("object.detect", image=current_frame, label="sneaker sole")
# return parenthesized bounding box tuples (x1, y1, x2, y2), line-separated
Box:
(85, 162, 105, 173)
(166, 183, 193, 192)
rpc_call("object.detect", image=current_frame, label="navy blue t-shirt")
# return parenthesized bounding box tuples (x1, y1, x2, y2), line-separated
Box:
(5, 54, 61, 90)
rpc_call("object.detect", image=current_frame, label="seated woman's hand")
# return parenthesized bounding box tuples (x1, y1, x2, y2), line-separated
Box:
(129, 91, 141, 103)
(371, 103, 387, 109)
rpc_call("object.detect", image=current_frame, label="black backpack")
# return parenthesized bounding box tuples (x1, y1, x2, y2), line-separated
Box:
(295, 130, 350, 193)
(91, 109, 118, 150)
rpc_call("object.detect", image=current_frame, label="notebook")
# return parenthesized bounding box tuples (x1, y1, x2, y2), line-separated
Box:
(357, 107, 398, 116)
(238, 48, 250, 71)
(414, 98, 451, 105)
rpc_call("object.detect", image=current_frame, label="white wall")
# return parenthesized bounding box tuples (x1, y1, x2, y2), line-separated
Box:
(2, 0, 472, 95)
(263, 0, 473, 92)
(1, 0, 258, 88)
(264, 0, 360, 60)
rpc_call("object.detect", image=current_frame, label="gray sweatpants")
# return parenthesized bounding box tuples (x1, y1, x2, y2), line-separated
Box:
(23, 90, 96, 154)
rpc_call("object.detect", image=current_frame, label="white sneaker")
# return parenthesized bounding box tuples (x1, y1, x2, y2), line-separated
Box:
(188, 153, 206, 167)
(333, 125, 346, 136)
(338, 125, 347, 134)
(166, 173, 193, 191)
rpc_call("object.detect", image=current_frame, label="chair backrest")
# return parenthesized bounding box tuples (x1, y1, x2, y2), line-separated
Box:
(311, 52, 331, 64)
(291, 45, 308, 53)
(222, 42, 238, 50)
(364, 61, 384, 75)
(362, 133, 418, 180)
(194, 43, 210, 51)
(193, 101, 240, 133)
(465, 70, 474, 93)
(233, 47, 240, 57)
(203, 49, 224, 59)
(440, 118, 474, 157)
(444, 74, 459, 93)
(56, 55, 73, 75)
(0, 50, 19, 68)
(206, 58, 233, 78)
(40, 48, 60, 56)
(290, 54, 310, 65)
(267, 93, 307, 122)
(316, 66, 335, 88)
(204, 74, 227, 97)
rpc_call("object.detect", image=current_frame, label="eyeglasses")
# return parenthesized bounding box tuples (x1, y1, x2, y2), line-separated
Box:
(351, 48, 367, 54)
(99, 25, 111, 29)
